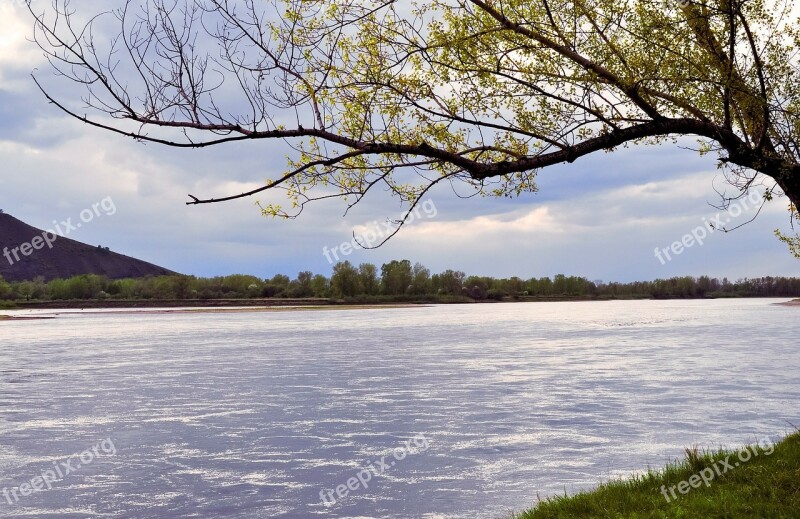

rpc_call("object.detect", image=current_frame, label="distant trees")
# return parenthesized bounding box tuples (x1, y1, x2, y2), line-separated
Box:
(0, 276, 12, 299)
(262, 274, 290, 298)
(381, 260, 413, 295)
(464, 275, 490, 300)
(411, 263, 432, 295)
(287, 271, 314, 298)
(1, 264, 800, 303)
(331, 261, 360, 298)
(432, 270, 466, 295)
(108, 278, 138, 299)
(311, 275, 330, 298)
(358, 263, 380, 296)
(47, 275, 104, 300)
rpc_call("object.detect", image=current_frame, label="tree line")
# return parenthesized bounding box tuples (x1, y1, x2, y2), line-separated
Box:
(2, 260, 800, 302)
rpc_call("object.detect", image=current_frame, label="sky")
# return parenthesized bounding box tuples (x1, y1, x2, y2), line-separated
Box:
(0, 2, 798, 283)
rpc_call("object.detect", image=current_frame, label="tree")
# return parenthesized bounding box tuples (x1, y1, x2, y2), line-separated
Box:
(464, 275, 490, 299)
(311, 274, 330, 298)
(263, 273, 290, 297)
(289, 271, 315, 297)
(411, 262, 432, 295)
(534, 276, 554, 296)
(0, 276, 11, 300)
(219, 274, 261, 294)
(108, 278, 138, 299)
(16, 281, 36, 301)
(331, 261, 360, 297)
(27, 0, 800, 247)
(433, 269, 466, 295)
(553, 274, 567, 295)
(381, 260, 413, 295)
(502, 276, 524, 297)
(299, 271, 315, 296)
(358, 263, 380, 295)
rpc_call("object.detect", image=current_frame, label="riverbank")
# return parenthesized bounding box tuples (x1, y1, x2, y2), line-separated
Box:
(515, 430, 800, 518)
(3, 294, 797, 311)
(0, 314, 54, 320)
(21, 304, 425, 317)
(1, 296, 462, 310)
(0, 294, 608, 310)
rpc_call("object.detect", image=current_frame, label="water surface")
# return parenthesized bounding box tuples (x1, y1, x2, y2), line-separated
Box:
(0, 299, 797, 518)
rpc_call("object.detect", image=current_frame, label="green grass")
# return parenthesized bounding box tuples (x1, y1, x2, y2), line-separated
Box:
(516, 431, 800, 519)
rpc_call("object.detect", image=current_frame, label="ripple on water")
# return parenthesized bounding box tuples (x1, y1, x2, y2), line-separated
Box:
(0, 299, 797, 518)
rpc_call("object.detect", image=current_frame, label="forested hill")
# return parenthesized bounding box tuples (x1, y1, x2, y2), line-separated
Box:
(0, 212, 175, 282)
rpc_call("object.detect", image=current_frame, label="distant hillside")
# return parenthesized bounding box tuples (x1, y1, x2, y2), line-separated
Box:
(0, 212, 176, 281)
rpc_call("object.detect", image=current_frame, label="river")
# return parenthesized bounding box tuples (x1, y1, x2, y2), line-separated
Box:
(0, 299, 796, 518)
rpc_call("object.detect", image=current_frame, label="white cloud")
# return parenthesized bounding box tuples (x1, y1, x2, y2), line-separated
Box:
(0, 4, 43, 90)
(0, 5, 797, 282)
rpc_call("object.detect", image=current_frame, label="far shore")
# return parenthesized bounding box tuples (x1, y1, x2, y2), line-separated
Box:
(2, 295, 799, 313)
(60, 304, 427, 316)
(1, 295, 602, 311)
(0, 314, 55, 321)
(1, 296, 797, 321)
(0, 303, 427, 320)
(5, 297, 450, 311)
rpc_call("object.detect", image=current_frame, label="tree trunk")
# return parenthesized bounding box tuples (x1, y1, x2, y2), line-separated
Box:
(729, 149, 800, 208)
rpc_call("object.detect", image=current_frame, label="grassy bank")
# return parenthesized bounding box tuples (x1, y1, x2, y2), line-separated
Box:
(516, 431, 800, 519)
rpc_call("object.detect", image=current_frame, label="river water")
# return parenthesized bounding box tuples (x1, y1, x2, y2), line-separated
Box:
(0, 299, 797, 518)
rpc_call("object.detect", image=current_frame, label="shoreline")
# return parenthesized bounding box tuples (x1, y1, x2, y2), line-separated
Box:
(0, 315, 55, 321)
(2, 296, 796, 320)
(0, 302, 430, 319)
(51, 304, 426, 316)
(3, 294, 798, 312)
(0, 296, 591, 311)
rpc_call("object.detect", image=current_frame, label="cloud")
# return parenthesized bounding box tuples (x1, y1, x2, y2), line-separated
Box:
(0, 4, 44, 91)
(2, 103, 795, 282)
(338, 167, 795, 281)
(0, 4, 796, 282)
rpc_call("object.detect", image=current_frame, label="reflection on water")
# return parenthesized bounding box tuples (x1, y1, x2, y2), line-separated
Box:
(0, 299, 797, 518)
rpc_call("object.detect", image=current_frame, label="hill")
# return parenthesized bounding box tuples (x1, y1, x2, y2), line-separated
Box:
(0, 212, 175, 281)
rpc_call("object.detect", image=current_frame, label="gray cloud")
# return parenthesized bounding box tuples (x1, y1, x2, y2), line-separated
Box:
(1, 4, 797, 282)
